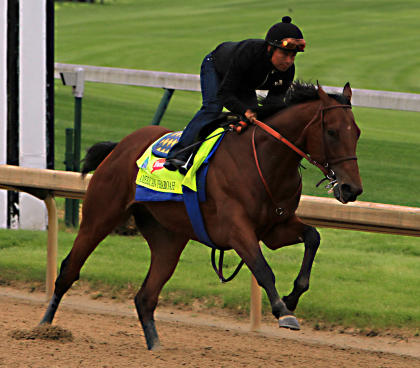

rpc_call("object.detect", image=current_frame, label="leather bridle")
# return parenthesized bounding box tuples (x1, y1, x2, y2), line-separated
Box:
(251, 103, 358, 207)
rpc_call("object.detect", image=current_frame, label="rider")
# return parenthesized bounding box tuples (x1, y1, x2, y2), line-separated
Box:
(164, 16, 305, 173)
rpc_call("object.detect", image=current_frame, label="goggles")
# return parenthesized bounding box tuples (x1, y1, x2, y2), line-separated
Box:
(273, 38, 306, 52)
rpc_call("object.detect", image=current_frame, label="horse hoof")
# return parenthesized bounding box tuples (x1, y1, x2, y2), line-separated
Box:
(142, 320, 161, 351)
(281, 296, 297, 312)
(39, 315, 53, 325)
(278, 315, 300, 331)
(149, 341, 161, 351)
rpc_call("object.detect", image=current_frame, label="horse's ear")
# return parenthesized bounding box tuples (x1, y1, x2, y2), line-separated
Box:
(343, 82, 352, 102)
(316, 81, 329, 103)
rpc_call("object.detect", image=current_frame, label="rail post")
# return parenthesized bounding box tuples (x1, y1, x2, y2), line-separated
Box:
(44, 195, 58, 300)
(64, 128, 77, 226)
(60, 68, 85, 227)
(151, 88, 175, 125)
(250, 275, 262, 331)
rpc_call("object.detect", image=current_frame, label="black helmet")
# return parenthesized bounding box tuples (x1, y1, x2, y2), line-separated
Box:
(265, 16, 305, 52)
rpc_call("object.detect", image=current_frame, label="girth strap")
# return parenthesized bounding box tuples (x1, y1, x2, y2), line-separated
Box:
(211, 248, 245, 283)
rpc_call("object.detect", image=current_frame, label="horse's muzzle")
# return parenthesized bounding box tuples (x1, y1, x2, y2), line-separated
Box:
(333, 183, 363, 204)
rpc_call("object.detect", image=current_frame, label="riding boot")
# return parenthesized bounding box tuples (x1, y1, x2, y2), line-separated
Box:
(164, 147, 191, 172)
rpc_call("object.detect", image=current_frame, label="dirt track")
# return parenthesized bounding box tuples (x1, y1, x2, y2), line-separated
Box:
(1, 286, 419, 368)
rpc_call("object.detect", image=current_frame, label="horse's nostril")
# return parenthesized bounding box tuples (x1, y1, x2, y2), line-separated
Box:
(340, 183, 361, 202)
(341, 184, 351, 193)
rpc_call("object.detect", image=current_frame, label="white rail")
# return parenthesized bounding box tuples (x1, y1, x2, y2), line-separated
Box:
(55, 63, 420, 112)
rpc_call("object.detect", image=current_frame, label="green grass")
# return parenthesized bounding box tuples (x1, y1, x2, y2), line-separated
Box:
(1, 228, 419, 331)
(53, 0, 420, 206)
(53, 0, 420, 92)
(2, 0, 420, 333)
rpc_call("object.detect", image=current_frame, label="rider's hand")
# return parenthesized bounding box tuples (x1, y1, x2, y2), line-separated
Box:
(245, 109, 257, 123)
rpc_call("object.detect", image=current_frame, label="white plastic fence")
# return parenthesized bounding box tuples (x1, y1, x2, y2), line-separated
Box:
(55, 62, 420, 112)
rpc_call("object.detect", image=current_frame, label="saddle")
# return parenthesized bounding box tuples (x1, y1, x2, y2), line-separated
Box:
(196, 112, 245, 138)
(152, 112, 246, 163)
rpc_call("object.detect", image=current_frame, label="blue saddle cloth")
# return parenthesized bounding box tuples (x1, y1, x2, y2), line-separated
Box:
(151, 131, 182, 158)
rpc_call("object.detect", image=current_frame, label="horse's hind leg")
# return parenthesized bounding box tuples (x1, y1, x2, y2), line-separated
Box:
(132, 204, 188, 350)
(40, 227, 117, 324)
(40, 182, 129, 325)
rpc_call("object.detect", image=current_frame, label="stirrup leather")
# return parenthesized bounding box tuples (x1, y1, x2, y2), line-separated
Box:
(211, 248, 245, 283)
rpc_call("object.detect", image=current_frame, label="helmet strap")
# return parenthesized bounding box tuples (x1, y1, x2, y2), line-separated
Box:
(267, 44, 276, 59)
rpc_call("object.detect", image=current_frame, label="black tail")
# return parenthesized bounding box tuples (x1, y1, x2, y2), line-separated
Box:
(81, 141, 118, 176)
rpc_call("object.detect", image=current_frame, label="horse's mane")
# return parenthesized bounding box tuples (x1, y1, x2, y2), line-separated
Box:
(256, 80, 351, 119)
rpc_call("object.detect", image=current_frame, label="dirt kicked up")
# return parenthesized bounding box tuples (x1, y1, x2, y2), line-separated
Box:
(1, 286, 419, 368)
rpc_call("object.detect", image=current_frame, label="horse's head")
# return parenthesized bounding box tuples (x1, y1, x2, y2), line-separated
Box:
(303, 83, 363, 203)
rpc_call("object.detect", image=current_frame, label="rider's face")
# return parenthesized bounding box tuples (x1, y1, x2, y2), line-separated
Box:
(270, 47, 296, 71)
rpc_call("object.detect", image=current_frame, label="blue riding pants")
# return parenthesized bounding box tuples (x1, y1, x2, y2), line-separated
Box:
(167, 54, 223, 158)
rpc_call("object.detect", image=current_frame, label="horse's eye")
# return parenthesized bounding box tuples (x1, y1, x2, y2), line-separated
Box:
(327, 129, 337, 138)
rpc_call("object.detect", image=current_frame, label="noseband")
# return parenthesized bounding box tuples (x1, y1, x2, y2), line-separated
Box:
(251, 103, 357, 205)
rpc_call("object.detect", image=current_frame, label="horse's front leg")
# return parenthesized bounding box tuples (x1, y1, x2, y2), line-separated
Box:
(227, 218, 300, 330)
(246, 245, 301, 330)
(262, 215, 320, 312)
(283, 224, 320, 311)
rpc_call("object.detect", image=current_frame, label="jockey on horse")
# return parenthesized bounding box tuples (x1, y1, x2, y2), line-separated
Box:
(164, 16, 306, 174)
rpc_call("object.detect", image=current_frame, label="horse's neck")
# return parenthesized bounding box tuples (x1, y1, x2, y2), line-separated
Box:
(257, 101, 319, 195)
(267, 101, 319, 143)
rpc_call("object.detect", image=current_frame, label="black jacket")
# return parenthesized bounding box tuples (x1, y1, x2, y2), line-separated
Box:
(212, 39, 294, 115)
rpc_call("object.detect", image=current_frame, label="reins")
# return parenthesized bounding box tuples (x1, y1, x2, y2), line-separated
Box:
(252, 112, 330, 176)
(251, 127, 302, 215)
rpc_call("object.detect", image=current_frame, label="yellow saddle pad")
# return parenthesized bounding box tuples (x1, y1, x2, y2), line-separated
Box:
(135, 128, 224, 195)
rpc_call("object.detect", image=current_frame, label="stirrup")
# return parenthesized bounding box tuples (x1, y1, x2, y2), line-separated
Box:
(180, 153, 194, 173)
(164, 157, 185, 171)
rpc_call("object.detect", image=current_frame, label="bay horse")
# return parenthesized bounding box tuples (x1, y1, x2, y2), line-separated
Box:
(40, 82, 362, 350)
